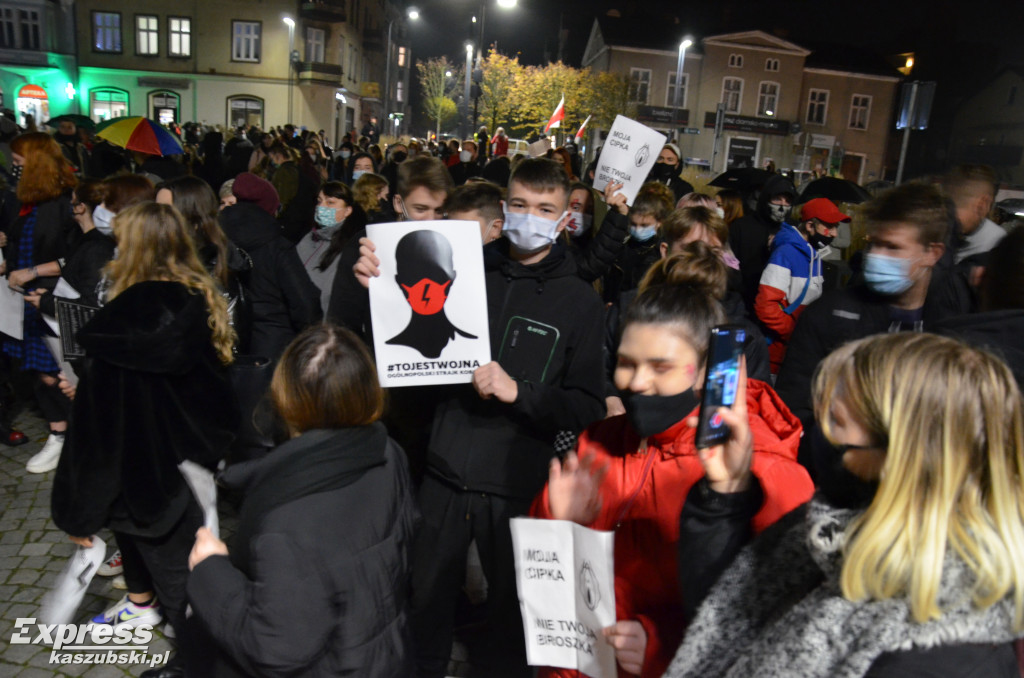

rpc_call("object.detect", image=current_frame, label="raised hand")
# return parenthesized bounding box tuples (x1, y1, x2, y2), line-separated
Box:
(547, 451, 609, 525)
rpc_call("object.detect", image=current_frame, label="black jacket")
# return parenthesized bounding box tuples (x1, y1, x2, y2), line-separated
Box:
(188, 425, 417, 678)
(1, 191, 78, 289)
(52, 281, 238, 538)
(775, 276, 970, 462)
(728, 174, 795, 312)
(601, 235, 662, 303)
(678, 484, 1020, 678)
(219, 202, 323, 361)
(39, 228, 115, 316)
(326, 226, 373, 345)
(427, 241, 606, 499)
(935, 309, 1024, 391)
(570, 209, 629, 284)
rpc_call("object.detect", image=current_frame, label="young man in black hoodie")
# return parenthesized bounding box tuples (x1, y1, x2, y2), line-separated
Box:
(356, 158, 606, 677)
(727, 173, 796, 313)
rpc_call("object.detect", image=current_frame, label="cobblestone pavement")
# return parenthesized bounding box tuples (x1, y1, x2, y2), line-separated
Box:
(1, 407, 192, 677)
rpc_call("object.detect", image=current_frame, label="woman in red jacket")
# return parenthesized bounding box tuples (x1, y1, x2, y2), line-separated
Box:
(531, 272, 813, 678)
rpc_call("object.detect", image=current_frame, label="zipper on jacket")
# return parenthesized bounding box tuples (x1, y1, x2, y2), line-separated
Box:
(614, 438, 657, 529)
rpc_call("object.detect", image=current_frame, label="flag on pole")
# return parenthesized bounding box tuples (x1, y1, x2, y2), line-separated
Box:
(544, 95, 565, 133)
(574, 115, 592, 144)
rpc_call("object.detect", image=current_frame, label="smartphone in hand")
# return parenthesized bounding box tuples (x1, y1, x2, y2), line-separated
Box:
(695, 324, 746, 449)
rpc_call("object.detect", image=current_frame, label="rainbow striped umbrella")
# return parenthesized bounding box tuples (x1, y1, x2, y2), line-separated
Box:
(95, 116, 183, 156)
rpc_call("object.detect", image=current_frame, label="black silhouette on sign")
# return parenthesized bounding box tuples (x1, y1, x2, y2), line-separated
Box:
(579, 561, 601, 611)
(386, 229, 477, 359)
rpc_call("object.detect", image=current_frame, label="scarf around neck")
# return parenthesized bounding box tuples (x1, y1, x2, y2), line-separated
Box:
(664, 498, 1023, 678)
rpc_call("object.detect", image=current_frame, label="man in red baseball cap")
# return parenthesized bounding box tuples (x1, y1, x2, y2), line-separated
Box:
(754, 197, 851, 373)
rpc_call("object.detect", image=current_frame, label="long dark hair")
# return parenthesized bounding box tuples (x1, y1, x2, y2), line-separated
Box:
(157, 176, 232, 286)
(318, 181, 367, 271)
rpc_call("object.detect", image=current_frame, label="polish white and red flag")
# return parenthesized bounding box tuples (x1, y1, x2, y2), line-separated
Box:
(574, 115, 591, 144)
(544, 95, 565, 133)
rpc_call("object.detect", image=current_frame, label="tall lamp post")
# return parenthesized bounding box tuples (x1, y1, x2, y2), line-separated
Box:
(385, 7, 418, 139)
(461, 42, 473, 139)
(673, 37, 692, 144)
(283, 16, 295, 124)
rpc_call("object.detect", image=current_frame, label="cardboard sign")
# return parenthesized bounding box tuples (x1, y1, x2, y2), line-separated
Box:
(367, 220, 491, 387)
(593, 115, 667, 206)
(511, 517, 617, 678)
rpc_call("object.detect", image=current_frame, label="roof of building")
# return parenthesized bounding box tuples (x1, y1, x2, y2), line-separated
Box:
(801, 41, 903, 78)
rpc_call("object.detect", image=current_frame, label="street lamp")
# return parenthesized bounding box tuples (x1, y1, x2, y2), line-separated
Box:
(384, 7, 419, 139)
(283, 16, 295, 124)
(673, 37, 693, 143)
(462, 42, 473, 139)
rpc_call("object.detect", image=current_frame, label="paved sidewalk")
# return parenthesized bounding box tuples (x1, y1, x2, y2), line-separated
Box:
(1, 409, 178, 677)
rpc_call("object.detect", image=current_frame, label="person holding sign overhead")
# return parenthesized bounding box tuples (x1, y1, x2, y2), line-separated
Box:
(532, 276, 812, 677)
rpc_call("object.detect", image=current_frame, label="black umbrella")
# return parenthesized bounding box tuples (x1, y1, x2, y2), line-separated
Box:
(708, 167, 772, 192)
(799, 177, 871, 204)
(48, 114, 96, 131)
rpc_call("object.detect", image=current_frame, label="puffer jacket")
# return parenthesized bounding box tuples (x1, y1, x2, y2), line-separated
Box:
(530, 380, 814, 678)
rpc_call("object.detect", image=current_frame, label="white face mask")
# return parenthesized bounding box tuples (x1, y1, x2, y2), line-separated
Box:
(459, 150, 472, 163)
(501, 206, 567, 254)
(565, 210, 593, 238)
(93, 204, 115, 235)
(715, 206, 725, 218)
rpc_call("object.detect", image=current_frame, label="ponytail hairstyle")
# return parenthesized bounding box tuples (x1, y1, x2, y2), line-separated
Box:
(623, 264, 727, 364)
(638, 241, 727, 299)
(103, 202, 236, 364)
(813, 333, 1024, 629)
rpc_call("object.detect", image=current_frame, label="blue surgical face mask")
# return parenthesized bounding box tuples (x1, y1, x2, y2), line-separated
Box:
(863, 251, 917, 295)
(340, 150, 352, 160)
(630, 224, 658, 242)
(501, 206, 567, 254)
(352, 170, 368, 182)
(315, 205, 343, 228)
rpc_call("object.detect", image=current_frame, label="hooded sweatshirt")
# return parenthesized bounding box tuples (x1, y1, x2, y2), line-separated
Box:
(531, 380, 813, 678)
(755, 222, 825, 370)
(426, 240, 606, 500)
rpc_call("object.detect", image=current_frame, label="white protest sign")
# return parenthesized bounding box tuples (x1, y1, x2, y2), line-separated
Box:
(367, 220, 491, 387)
(38, 535, 106, 625)
(511, 517, 617, 678)
(593, 115, 667, 206)
(0, 252, 23, 340)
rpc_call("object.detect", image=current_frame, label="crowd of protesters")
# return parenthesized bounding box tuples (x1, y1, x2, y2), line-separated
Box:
(1, 105, 1023, 678)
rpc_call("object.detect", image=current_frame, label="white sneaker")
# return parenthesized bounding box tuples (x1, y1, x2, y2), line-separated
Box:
(97, 550, 123, 576)
(26, 434, 63, 473)
(110, 574, 127, 590)
(91, 594, 162, 629)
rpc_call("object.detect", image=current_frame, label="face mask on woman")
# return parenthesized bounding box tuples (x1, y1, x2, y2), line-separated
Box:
(501, 207, 566, 254)
(340, 150, 352, 160)
(314, 205, 344, 228)
(93, 204, 115, 235)
(459, 150, 472, 163)
(620, 388, 699, 438)
(352, 170, 368, 183)
(810, 425, 880, 509)
(630, 224, 658, 242)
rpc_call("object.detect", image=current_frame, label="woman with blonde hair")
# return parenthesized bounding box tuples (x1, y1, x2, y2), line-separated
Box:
(666, 332, 1024, 678)
(352, 170, 391, 222)
(52, 201, 239, 677)
(1, 132, 78, 468)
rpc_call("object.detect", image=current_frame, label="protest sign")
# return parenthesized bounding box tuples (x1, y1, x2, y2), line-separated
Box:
(38, 535, 106, 625)
(367, 220, 491, 387)
(593, 115, 667, 206)
(511, 517, 616, 678)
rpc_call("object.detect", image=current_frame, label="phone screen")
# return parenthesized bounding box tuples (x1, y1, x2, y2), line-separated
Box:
(695, 324, 746, 449)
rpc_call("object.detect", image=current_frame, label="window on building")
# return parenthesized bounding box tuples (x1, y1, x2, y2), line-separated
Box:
(228, 96, 264, 128)
(728, 53, 743, 68)
(757, 82, 779, 116)
(396, 79, 404, 103)
(765, 58, 779, 72)
(168, 17, 191, 57)
(666, 72, 688, 108)
(90, 88, 128, 121)
(722, 77, 743, 113)
(806, 89, 829, 125)
(629, 68, 651, 104)
(306, 27, 325, 63)
(136, 15, 158, 55)
(397, 46, 407, 68)
(1008, 86, 1017, 106)
(231, 21, 261, 62)
(0, 7, 38, 50)
(849, 94, 871, 130)
(92, 11, 121, 53)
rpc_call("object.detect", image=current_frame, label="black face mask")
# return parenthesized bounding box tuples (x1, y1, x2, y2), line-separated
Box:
(651, 163, 676, 181)
(390, 151, 408, 164)
(620, 388, 699, 438)
(809, 233, 834, 250)
(810, 425, 879, 510)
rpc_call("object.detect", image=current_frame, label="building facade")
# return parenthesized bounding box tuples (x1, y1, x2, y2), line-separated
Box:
(0, 0, 411, 143)
(948, 67, 1024, 188)
(0, 0, 78, 127)
(583, 21, 901, 183)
